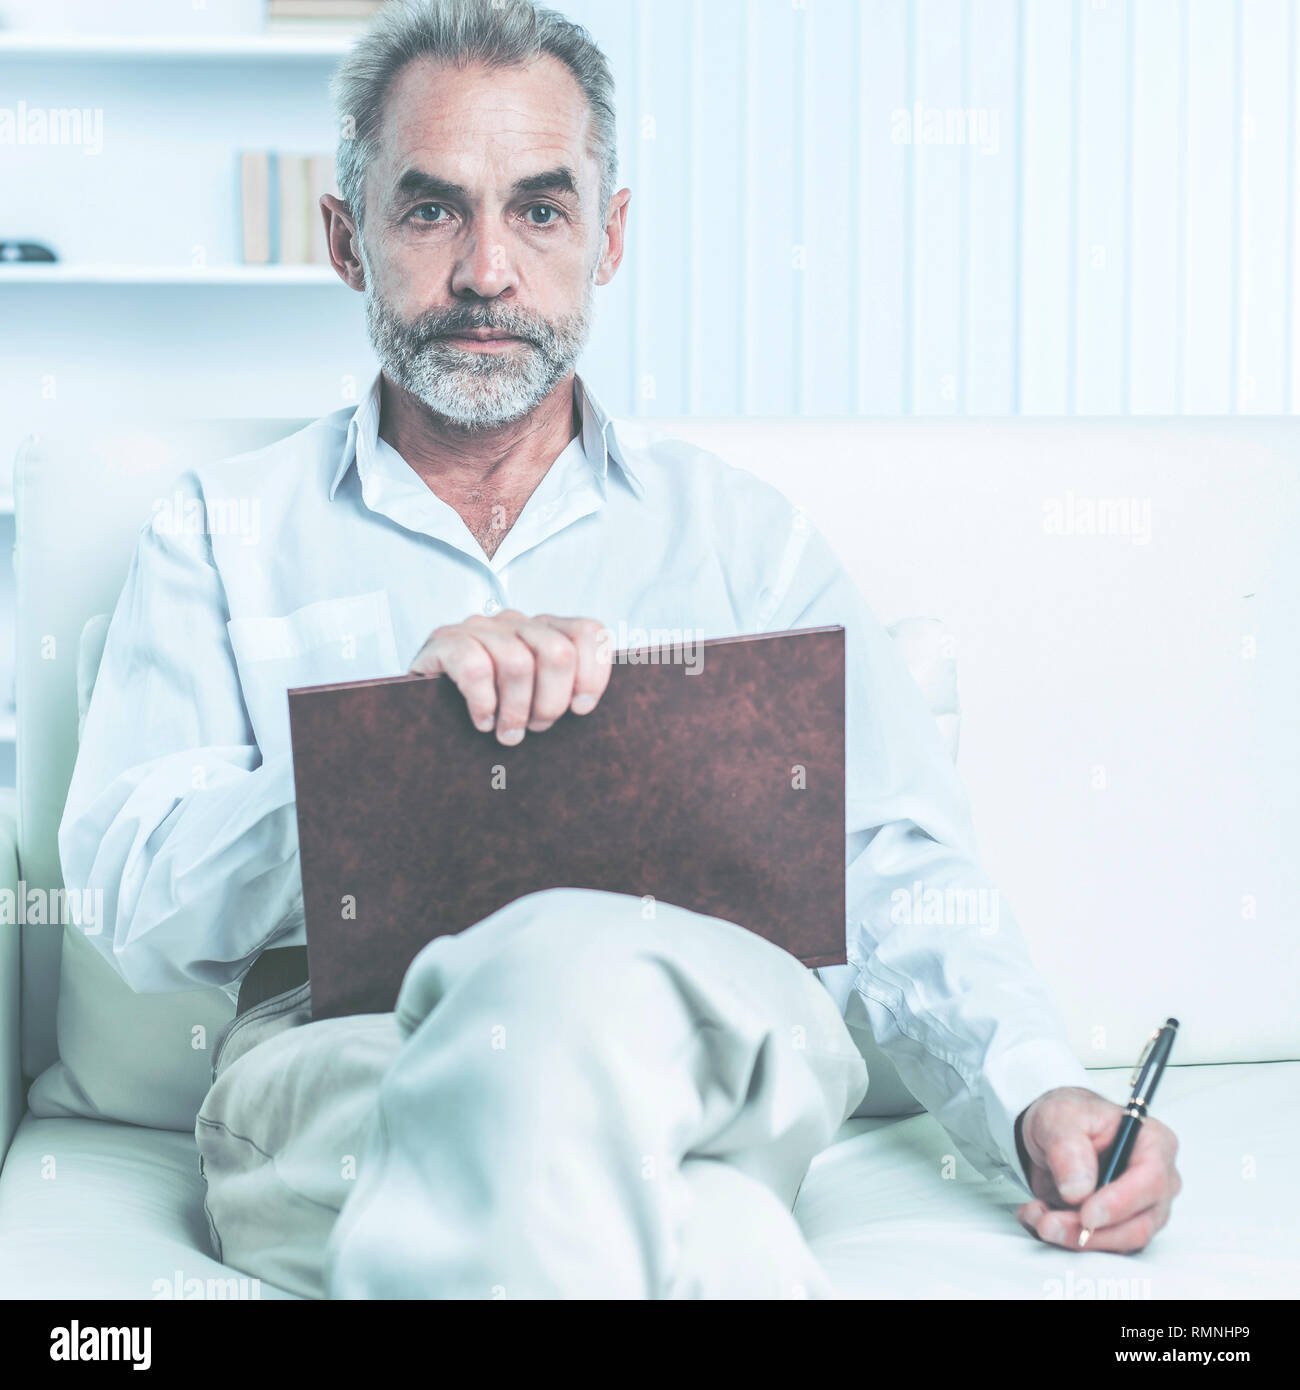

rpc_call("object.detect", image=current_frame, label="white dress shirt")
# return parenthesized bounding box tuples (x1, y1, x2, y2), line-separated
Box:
(60, 370, 1089, 1190)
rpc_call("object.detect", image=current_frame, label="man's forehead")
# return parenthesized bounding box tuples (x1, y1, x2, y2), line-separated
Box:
(374, 55, 594, 187)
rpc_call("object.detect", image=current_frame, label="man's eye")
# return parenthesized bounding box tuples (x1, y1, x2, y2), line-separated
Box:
(411, 203, 450, 223)
(524, 204, 561, 226)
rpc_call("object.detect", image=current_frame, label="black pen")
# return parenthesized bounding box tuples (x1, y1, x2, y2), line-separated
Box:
(1079, 1017, 1178, 1247)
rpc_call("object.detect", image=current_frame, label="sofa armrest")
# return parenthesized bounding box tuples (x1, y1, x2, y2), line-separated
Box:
(0, 799, 19, 1164)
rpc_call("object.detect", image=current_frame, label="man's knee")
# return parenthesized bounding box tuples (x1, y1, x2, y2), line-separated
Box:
(494, 886, 665, 942)
(472, 893, 687, 1021)
(394, 888, 715, 1057)
(395, 885, 822, 1059)
(443, 888, 718, 990)
(472, 888, 792, 1016)
(394, 888, 650, 1027)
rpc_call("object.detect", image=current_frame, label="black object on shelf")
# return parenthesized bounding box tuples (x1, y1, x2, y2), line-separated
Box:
(0, 242, 57, 263)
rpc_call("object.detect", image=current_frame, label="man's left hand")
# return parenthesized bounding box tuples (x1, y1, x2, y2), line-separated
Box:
(1015, 1085, 1181, 1252)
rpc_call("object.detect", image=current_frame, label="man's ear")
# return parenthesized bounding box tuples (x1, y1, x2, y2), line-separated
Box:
(593, 187, 630, 287)
(321, 194, 366, 291)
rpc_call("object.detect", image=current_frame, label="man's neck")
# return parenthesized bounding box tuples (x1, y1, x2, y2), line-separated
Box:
(377, 372, 580, 495)
(376, 372, 582, 560)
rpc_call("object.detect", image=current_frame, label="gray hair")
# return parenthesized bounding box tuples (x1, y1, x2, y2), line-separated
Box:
(331, 0, 618, 232)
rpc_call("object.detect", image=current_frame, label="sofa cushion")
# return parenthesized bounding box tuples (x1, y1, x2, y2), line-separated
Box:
(3, 1063, 1292, 1299)
(28, 609, 236, 1130)
(796, 1061, 1300, 1298)
(0, 1113, 297, 1299)
(25, 929, 235, 1132)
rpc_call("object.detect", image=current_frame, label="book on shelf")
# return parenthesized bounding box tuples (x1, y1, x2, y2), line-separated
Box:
(267, 0, 388, 23)
(240, 151, 337, 267)
(240, 152, 271, 265)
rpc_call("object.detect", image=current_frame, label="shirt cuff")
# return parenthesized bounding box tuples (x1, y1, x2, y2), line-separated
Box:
(978, 1037, 1092, 1196)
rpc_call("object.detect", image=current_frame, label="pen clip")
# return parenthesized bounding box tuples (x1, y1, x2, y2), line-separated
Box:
(1129, 1028, 1161, 1090)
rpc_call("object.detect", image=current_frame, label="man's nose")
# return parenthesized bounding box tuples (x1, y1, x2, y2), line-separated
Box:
(450, 229, 517, 300)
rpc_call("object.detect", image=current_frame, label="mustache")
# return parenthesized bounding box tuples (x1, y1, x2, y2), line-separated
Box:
(410, 305, 547, 349)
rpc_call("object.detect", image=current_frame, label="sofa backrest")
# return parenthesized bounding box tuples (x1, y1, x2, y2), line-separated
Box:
(16, 422, 311, 1077)
(668, 416, 1300, 1069)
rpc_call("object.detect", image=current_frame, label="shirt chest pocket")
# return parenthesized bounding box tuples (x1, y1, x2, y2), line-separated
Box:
(227, 590, 403, 755)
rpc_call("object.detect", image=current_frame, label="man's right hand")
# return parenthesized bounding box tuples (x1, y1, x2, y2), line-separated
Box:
(408, 611, 613, 746)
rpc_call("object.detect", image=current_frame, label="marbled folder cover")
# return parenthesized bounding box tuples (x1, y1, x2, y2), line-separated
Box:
(288, 624, 846, 1020)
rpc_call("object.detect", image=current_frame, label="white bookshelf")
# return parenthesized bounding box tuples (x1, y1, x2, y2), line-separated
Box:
(0, 32, 351, 294)
(0, 32, 357, 59)
(0, 20, 369, 774)
(0, 264, 340, 286)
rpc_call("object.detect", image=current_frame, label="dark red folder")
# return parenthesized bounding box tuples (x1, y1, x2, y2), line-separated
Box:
(288, 625, 846, 1020)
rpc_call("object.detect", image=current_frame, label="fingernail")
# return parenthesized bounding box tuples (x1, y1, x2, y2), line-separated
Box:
(1041, 1217, 1065, 1244)
(1058, 1173, 1092, 1200)
(497, 728, 524, 746)
(474, 716, 495, 732)
(571, 694, 597, 715)
(527, 720, 552, 733)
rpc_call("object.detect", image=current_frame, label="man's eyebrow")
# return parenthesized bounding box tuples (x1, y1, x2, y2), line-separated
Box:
(393, 169, 469, 202)
(391, 166, 580, 206)
(511, 166, 579, 200)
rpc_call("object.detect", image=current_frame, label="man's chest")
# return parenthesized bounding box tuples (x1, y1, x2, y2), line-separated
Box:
(218, 511, 747, 756)
(443, 487, 533, 561)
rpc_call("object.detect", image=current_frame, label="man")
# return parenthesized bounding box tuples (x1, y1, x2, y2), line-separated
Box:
(59, 0, 1180, 1299)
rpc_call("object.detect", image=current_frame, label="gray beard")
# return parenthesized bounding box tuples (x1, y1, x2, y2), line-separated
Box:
(360, 246, 594, 431)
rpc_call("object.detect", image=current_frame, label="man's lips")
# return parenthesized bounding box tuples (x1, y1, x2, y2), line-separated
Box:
(437, 329, 528, 354)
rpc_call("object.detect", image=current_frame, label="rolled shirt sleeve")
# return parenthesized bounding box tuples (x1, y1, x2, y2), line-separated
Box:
(762, 509, 1090, 1190)
(58, 476, 305, 998)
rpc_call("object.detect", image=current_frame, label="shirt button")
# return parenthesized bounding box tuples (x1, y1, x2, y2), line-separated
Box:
(482, 596, 502, 616)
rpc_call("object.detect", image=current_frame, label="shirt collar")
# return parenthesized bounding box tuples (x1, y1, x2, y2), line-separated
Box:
(329, 371, 645, 502)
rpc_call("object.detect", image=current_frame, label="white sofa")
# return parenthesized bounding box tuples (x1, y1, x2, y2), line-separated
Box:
(1, 415, 1296, 1300)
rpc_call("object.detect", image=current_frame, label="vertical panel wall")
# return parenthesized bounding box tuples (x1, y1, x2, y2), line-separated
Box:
(0, 0, 1294, 453)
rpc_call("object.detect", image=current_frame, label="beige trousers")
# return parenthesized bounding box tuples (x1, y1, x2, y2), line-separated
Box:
(196, 887, 868, 1299)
